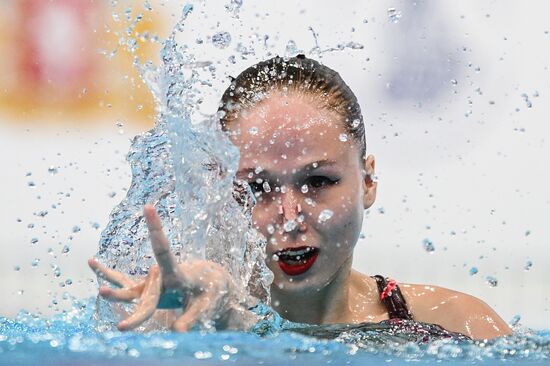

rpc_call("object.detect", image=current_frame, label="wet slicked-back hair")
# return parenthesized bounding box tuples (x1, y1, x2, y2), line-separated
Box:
(218, 55, 367, 159)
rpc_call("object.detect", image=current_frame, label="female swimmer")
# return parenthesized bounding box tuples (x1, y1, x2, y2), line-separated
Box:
(89, 55, 512, 340)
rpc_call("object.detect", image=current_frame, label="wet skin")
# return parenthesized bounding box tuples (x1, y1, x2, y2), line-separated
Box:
(89, 91, 512, 340)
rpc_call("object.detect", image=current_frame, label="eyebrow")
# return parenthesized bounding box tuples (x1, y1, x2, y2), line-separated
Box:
(237, 159, 338, 178)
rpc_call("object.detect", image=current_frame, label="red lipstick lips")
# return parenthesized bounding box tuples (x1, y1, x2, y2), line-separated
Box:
(276, 246, 319, 276)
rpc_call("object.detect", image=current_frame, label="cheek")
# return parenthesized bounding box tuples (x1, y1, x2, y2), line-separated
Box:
(251, 204, 276, 235)
(321, 195, 363, 247)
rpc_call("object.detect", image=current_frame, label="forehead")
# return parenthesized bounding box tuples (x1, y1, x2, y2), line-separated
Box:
(229, 92, 359, 171)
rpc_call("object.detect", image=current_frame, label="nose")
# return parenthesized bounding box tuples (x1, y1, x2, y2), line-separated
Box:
(277, 187, 307, 233)
(279, 187, 299, 221)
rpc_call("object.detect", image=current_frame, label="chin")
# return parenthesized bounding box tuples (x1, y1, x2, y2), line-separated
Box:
(268, 263, 331, 294)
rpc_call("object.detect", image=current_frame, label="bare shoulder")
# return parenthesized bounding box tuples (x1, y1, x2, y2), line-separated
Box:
(398, 282, 512, 340)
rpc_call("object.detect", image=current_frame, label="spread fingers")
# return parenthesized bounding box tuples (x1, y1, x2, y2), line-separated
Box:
(99, 281, 145, 302)
(88, 258, 135, 288)
(172, 295, 216, 332)
(143, 205, 179, 279)
(117, 266, 162, 331)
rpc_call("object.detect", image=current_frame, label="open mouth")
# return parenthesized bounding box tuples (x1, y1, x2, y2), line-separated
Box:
(275, 246, 320, 276)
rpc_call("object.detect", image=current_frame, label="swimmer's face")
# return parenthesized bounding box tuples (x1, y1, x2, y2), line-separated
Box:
(230, 91, 377, 293)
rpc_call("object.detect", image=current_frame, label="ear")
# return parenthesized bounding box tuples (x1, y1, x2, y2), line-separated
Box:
(362, 154, 377, 209)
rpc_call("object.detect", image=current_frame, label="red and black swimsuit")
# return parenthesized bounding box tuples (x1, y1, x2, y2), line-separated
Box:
(372, 275, 413, 320)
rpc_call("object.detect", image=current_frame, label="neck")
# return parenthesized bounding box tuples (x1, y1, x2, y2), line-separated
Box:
(271, 256, 354, 324)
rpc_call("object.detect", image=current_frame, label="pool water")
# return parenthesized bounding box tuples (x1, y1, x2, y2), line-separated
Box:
(1, 299, 548, 365)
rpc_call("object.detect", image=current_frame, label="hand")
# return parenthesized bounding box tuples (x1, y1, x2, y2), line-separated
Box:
(89, 205, 237, 332)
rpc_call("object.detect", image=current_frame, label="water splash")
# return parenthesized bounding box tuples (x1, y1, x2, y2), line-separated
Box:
(95, 2, 272, 330)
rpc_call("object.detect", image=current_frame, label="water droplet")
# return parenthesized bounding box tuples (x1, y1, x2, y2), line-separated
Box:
(283, 219, 297, 232)
(27, 223, 35, 229)
(266, 224, 275, 234)
(36, 210, 48, 217)
(262, 181, 271, 193)
(301, 184, 309, 194)
(450, 79, 458, 86)
(108, 192, 117, 198)
(30, 238, 38, 245)
(62, 245, 70, 254)
(116, 120, 125, 134)
(31, 258, 40, 267)
(378, 207, 385, 214)
(469, 267, 478, 275)
(422, 238, 435, 252)
(124, 7, 132, 21)
(90, 222, 100, 229)
(280, 185, 288, 194)
(304, 198, 316, 207)
(351, 119, 361, 128)
(194, 351, 213, 360)
(48, 166, 58, 175)
(223, 345, 238, 354)
(224, 0, 243, 16)
(13, 265, 21, 271)
(509, 314, 521, 326)
(318, 209, 333, 223)
(248, 127, 258, 135)
(524, 230, 531, 236)
(144, 0, 152, 11)
(521, 93, 532, 108)
(72, 225, 81, 233)
(212, 31, 231, 49)
(254, 166, 263, 174)
(27, 181, 36, 187)
(285, 40, 299, 56)
(339, 133, 348, 142)
(485, 275, 498, 287)
(51, 264, 61, 277)
(387, 8, 402, 23)
(524, 260, 533, 271)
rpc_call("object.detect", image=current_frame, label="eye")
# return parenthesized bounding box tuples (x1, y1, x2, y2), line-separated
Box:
(306, 176, 338, 189)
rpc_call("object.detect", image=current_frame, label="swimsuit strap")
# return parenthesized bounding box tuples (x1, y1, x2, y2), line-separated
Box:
(372, 275, 413, 320)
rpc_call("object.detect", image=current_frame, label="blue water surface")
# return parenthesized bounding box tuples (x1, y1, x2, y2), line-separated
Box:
(1, 299, 548, 366)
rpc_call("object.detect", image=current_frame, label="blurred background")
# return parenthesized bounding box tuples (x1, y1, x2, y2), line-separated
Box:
(0, 0, 548, 329)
